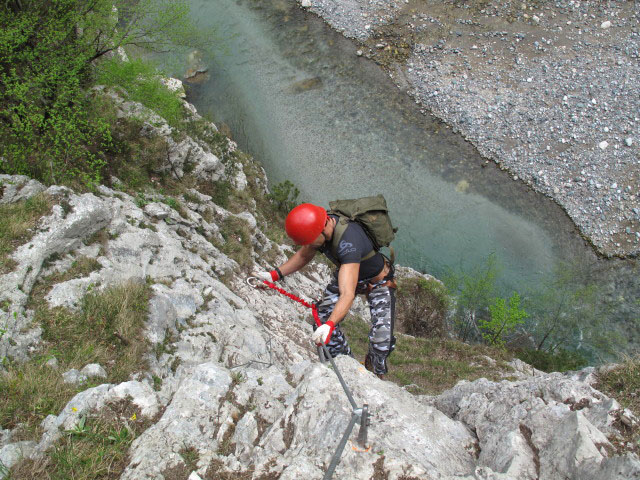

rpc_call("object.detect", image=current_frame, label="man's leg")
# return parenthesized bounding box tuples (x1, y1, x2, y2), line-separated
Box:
(315, 277, 352, 358)
(366, 282, 396, 375)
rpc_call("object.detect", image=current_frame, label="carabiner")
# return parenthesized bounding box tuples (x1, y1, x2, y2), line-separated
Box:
(246, 276, 264, 289)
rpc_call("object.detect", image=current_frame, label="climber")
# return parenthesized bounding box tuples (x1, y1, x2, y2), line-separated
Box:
(253, 202, 396, 378)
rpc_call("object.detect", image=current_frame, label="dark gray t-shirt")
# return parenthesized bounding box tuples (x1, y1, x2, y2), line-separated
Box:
(319, 215, 384, 281)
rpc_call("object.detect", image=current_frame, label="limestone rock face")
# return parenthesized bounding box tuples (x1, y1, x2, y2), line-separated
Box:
(100, 87, 228, 184)
(433, 374, 640, 479)
(0, 185, 110, 361)
(1, 98, 638, 479)
(252, 357, 478, 479)
(0, 175, 46, 204)
(121, 363, 233, 479)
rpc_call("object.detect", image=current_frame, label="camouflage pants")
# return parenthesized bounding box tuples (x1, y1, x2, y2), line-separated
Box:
(314, 274, 396, 375)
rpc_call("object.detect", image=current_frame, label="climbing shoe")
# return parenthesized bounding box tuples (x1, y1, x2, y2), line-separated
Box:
(364, 353, 373, 372)
(365, 354, 385, 380)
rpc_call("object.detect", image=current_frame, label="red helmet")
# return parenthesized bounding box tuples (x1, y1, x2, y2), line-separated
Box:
(285, 203, 327, 245)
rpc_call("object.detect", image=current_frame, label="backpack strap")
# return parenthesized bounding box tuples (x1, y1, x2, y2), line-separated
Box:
(330, 215, 377, 262)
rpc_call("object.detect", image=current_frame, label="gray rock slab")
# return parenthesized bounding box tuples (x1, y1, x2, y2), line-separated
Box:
(62, 369, 88, 385)
(0, 175, 46, 204)
(254, 357, 477, 479)
(81, 363, 108, 379)
(0, 441, 36, 477)
(434, 371, 633, 479)
(146, 294, 179, 345)
(120, 363, 232, 479)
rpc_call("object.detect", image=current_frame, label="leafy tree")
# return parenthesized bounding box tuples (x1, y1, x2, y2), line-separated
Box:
(0, 0, 200, 187)
(479, 292, 527, 347)
(523, 261, 621, 361)
(445, 253, 501, 342)
(268, 180, 300, 213)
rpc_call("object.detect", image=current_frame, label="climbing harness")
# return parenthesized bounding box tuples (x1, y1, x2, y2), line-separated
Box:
(247, 277, 371, 480)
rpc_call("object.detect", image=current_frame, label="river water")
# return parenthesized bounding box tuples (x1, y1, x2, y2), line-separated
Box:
(168, 0, 638, 349)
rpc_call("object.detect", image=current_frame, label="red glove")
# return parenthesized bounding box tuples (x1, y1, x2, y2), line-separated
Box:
(312, 321, 335, 345)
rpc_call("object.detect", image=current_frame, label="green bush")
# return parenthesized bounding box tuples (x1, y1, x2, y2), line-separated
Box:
(267, 180, 300, 213)
(0, 0, 197, 189)
(479, 292, 527, 347)
(444, 253, 501, 342)
(515, 348, 587, 373)
(0, 0, 113, 187)
(396, 276, 451, 338)
(200, 180, 232, 209)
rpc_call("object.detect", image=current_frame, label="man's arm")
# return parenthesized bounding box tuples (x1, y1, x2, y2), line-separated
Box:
(326, 262, 359, 325)
(278, 245, 317, 277)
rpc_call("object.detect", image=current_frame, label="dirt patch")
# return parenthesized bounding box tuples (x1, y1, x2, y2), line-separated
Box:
(370, 455, 390, 480)
(564, 397, 591, 411)
(161, 463, 191, 480)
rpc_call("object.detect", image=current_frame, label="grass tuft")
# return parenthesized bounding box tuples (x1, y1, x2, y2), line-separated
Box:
(595, 356, 640, 455)
(0, 194, 53, 274)
(219, 216, 253, 271)
(0, 281, 151, 436)
(341, 315, 512, 394)
(9, 399, 155, 480)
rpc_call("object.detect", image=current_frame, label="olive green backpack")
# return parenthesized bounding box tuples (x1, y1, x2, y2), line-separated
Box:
(328, 194, 397, 263)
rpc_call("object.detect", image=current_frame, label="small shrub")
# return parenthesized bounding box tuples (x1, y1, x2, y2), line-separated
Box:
(479, 292, 527, 347)
(396, 276, 450, 338)
(179, 446, 200, 472)
(161, 196, 187, 218)
(108, 119, 169, 193)
(183, 191, 201, 204)
(96, 57, 186, 127)
(445, 253, 501, 342)
(198, 179, 232, 209)
(267, 180, 299, 213)
(515, 348, 588, 373)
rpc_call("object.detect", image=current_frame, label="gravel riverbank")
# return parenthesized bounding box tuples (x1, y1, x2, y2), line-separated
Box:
(299, 0, 639, 257)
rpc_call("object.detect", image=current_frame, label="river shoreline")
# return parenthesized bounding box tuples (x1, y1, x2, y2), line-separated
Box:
(298, 0, 639, 258)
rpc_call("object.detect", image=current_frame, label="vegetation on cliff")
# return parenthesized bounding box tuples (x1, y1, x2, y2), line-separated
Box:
(0, 0, 198, 187)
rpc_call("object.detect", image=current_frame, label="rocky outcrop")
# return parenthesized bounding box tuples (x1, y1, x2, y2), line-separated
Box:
(1, 98, 639, 479)
(431, 372, 640, 479)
